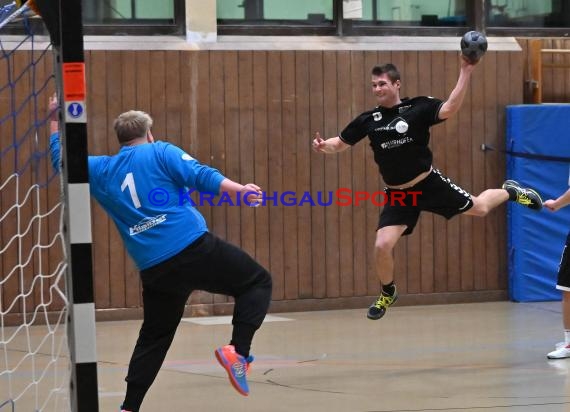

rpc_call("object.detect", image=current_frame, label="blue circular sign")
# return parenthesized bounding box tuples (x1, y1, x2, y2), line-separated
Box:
(67, 102, 84, 118)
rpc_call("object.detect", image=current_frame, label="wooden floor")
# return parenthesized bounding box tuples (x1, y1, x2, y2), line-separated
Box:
(4, 301, 570, 411)
(94, 301, 570, 412)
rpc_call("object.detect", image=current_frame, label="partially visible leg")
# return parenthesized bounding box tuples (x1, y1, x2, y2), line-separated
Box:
(173, 233, 272, 358)
(563, 291, 570, 332)
(554, 292, 570, 349)
(560, 291, 570, 348)
(502, 180, 543, 210)
(230, 265, 272, 358)
(548, 235, 570, 360)
(188, 234, 272, 357)
(548, 291, 570, 359)
(374, 225, 407, 285)
(121, 288, 188, 412)
(213, 242, 271, 396)
(367, 225, 407, 320)
(464, 188, 508, 217)
(453, 179, 542, 218)
(181, 233, 272, 395)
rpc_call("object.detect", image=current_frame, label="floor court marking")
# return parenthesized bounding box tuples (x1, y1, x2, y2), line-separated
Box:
(180, 314, 293, 325)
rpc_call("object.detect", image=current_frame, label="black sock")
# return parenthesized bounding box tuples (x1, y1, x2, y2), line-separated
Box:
(505, 187, 517, 201)
(382, 281, 396, 296)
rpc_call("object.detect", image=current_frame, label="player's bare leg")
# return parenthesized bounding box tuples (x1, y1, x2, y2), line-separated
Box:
(548, 292, 570, 359)
(367, 225, 407, 320)
(464, 188, 509, 216)
(465, 181, 543, 218)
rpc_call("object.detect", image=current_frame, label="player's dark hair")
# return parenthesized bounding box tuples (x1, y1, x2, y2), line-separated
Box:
(371, 64, 400, 83)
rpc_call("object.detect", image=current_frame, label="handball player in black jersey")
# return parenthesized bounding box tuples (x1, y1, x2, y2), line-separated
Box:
(312, 56, 543, 320)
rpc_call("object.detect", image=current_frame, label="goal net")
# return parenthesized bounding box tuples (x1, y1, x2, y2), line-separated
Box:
(0, 1, 71, 411)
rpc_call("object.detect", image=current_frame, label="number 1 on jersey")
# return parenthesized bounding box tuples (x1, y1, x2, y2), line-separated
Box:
(121, 172, 142, 208)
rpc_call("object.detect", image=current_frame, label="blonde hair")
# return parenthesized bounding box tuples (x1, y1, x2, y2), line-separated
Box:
(113, 110, 153, 144)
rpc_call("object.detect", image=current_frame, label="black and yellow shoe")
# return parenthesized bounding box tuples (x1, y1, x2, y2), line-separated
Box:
(367, 289, 398, 320)
(502, 180, 543, 211)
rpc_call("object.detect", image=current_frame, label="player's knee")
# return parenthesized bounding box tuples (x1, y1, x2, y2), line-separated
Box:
(470, 198, 490, 216)
(374, 237, 394, 256)
(253, 269, 273, 310)
(474, 205, 490, 216)
(262, 269, 272, 290)
(254, 268, 273, 293)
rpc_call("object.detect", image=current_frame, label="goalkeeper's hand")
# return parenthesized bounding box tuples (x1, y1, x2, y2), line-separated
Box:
(48, 93, 59, 121)
(48, 93, 59, 134)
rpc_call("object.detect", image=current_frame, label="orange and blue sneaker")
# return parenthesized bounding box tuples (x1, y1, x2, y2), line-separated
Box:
(215, 345, 254, 396)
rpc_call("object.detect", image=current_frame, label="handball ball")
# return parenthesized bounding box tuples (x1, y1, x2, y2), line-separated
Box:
(460, 31, 488, 63)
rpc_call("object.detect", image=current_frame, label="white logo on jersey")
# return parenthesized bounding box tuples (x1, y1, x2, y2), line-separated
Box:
(373, 112, 382, 121)
(380, 136, 413, 149)
(129, 214, 167, 235)
(182, 153, 194, 161)
(395, 120, 409, 134)
(375, 116, 408, 133)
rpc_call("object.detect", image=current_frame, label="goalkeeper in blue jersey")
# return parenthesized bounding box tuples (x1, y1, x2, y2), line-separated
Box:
(49, 96, 272, 411)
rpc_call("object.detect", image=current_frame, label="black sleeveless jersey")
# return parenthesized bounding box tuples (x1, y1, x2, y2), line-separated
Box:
(339, 96, 445, 186)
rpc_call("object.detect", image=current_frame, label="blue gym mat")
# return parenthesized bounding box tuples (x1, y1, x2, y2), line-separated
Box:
(506, 104, 570, 302)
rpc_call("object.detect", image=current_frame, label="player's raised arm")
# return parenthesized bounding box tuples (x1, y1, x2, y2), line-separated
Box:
(438, 56, 478, 120)
(439, 31, 487, 121)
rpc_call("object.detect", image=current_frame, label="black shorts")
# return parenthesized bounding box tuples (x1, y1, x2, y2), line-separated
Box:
(378, 169, 473, 236)
(556, 231, 570, 291)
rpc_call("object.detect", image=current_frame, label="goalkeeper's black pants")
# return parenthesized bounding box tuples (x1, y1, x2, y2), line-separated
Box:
(121, 232, 273, 412)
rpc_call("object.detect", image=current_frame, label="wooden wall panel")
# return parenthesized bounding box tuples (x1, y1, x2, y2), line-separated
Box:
(267, 51, 285, 301)
(88, 51, 111, 310)
(404, 51, 422, 296)
(237, 51, 255, 257)
(517, 38, 570, 103)
(337, 50, 354, 298)
(283, 51, 300, 300)
(105, 51, 127, 310)
(349, 51, 368, 298)
(308, 51, 326, 300)
(5, 44, 544, 320)
(430, 51, 448, 294)
(252, 51, 270, 272)
(323, 50, 340, 299)
(293, 51, 311, 300)
(365, 51, 383, 297)
(292, 52, 310, 299)
(418, 52, 435, 295)
(470, 52, 487, 292)
(284, 52, 302, 299)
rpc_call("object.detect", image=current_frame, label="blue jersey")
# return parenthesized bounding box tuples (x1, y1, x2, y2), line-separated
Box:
(50, 134, 225, 269)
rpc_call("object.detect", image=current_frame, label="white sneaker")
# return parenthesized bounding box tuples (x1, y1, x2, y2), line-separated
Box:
(555, 341, 567, 350)
(547, 343, 570, 359)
